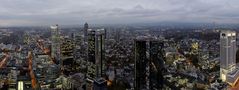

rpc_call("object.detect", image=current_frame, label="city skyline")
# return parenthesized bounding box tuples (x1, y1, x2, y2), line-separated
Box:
(0, 21, 237, 89)
(0, 0, 239, 26)
(1, 0, 239, 89)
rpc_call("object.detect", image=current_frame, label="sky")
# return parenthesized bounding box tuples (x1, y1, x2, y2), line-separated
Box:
(0, 0, 239, 26)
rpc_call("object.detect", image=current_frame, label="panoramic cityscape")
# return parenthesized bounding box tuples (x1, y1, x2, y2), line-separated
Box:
(1, 0, 239, 90)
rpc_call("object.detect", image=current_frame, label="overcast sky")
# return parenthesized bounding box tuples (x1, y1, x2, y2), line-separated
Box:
(0, 0, 239, 26)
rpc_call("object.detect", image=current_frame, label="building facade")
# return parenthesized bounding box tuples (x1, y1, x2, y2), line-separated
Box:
(51, 24, 61, 64)
(87, 29, 106, 80)
(220, 30, 238, 86)
(134, 37, 165, 90)
(134, 40, 147, 90)
(84, 23, 89, 42)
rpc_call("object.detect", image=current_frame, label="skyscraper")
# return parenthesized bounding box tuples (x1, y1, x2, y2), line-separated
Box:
(149, 41, 164, 90)
(84, 22, 89, 42)
(134, 39, 147, 90)
(134, 37, 165, 90)
(61, 37, 74, 75)
(51, 24, 61, 64)
(87, 29, 96, 80)
(220, 30, 239, 86)
(88, 29, 96, 64)
(95, 29, 106, 77)
(87, 29, 106, 80)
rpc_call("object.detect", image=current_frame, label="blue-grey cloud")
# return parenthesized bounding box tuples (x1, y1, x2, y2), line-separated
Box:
(0, 0, 239, 26)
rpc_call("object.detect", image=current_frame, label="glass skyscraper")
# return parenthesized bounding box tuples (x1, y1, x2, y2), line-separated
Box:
(51, 24, 61, 64)
(134, 37, 165, 90)
(87, 29, 106, 80)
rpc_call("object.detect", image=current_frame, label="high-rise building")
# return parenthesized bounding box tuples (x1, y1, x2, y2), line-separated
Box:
(61, 37, 75, 75)
(95, 29, 106, 78)
(87, 29, 106, 80)
(61, 37, 74, 60)
(84, 22, 89, 42)
(51, 24, 61, 64)
(88, 29, 96, 64)
(134, 39, 147, 90)
(134, 37, 165, 90)
(149, 41, 164, 90)
(220, 30, 239, 86)
(74, 34, 87, 64)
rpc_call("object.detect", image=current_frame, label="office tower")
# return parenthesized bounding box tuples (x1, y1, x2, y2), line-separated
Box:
(134, 39, 147, 90)
(84, 22, 89, 42)
(134, 37, 165, 90)
(88, 29, 96, 64)
(51, 24, 61, 63)
(87, 29, 106, 80)
(220, 31, 236, 78)
(74, 34, 87, 62)
(149, 41, 164, 90)
(87, 29, 96, 80)
(220, 30, 239, 86)
(61, 37, 74, 60)
(61, 37, 74, 75)
(95, 29, 106, 78)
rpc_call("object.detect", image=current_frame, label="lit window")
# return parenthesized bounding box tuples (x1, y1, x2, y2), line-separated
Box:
(221, 74, 226, 82)
(18, 81, 24, 90)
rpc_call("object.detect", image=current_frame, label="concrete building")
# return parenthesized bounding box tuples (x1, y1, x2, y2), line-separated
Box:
(220, 30, 239, 86)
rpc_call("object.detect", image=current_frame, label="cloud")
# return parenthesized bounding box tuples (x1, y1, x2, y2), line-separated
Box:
(0, 0, 239, 26)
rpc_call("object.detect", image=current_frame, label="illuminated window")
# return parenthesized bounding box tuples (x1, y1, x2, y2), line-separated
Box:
(18, 81, 24, 90)
(221, 74, 226, 82)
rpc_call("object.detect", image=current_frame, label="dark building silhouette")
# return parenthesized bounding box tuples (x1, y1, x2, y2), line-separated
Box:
(149, 41, 164, 90)
(134, 37, 165, 90)
(134, 40, 147, 90)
